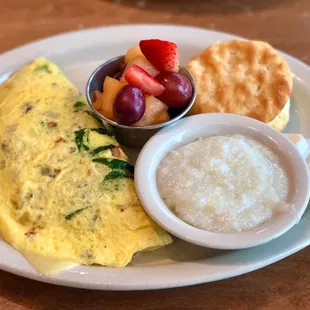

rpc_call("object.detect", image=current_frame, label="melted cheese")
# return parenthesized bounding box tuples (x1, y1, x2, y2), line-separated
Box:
(22, 251, 78, 275)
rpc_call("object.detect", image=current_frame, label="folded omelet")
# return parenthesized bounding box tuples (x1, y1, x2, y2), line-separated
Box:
(0, 58, 172, 268)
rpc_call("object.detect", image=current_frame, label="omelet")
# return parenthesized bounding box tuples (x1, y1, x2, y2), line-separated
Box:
(0, 58, 172, 268)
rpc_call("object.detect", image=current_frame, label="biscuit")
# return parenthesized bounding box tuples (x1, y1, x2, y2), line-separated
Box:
(187, 40, 292, 130)
(268, 99, 290, 131)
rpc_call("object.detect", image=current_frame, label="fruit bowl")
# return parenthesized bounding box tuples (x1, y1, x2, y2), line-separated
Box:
(85, 55, 196, 148)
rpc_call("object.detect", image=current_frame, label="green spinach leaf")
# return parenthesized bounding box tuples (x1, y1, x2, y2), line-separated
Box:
(74, 129, 89, 151)
(73, 101, 86, 112)
(91, 144, 116, 156)
(104, 170, 132, 181)
(92, 158, 134, 174)
(91, 128, 114, 137)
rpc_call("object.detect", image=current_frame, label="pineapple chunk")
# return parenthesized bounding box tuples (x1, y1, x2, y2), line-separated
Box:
(156, 110, 171, 124)
(134, 96, 170, 126)
(125, 45, 144, 63)
(98, 77, 126, 121)
(121, 55, 159, 81)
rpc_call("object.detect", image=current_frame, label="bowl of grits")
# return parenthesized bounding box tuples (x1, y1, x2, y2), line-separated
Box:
(134, 114, 310, 249)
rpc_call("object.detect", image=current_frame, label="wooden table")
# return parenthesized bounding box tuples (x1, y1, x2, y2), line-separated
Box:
(1, 0, 310, 309)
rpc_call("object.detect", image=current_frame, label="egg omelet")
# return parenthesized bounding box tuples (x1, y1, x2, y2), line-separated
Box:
(0, 58, 172, 269)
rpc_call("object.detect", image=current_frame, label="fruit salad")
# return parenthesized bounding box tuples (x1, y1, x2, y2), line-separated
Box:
(93, 39, 193, 126)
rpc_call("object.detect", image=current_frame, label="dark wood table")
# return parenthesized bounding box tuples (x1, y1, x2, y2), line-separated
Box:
(1, 0, 310, 309)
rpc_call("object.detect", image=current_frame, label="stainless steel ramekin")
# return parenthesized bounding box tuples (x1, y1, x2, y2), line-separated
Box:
(86, 55, 196, 148)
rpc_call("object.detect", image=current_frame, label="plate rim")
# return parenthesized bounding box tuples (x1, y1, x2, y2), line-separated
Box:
(1, 23, 310, 291)
(2, 23, 310, 70)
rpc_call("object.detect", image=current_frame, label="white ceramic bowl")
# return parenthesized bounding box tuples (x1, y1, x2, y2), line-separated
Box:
(135, 114, 310, 250)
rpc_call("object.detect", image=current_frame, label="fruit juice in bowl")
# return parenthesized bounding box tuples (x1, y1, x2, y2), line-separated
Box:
(86, 39, 197, 148)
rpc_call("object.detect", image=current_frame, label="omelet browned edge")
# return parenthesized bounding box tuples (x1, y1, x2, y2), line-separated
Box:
(0, 57, 172, 273)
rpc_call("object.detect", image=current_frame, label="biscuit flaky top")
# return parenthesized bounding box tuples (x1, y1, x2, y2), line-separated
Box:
(187, 40, 292, 123)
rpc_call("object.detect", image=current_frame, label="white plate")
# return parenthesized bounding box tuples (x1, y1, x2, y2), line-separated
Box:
(1, 24, 310, 291)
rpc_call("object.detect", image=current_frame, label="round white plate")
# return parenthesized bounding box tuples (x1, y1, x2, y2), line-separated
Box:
(1, 25, 310, 291)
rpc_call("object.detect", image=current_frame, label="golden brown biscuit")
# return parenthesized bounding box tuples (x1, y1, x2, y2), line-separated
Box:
(187, 40, 292, 130)
(268, 99, 290, 131)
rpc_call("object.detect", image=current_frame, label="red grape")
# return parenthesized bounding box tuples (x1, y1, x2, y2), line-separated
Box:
(113, 85, 145, 125)
(156, 72, 192, 108)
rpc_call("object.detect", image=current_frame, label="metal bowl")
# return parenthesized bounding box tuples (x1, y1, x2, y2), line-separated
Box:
(85, 55, 196, 148)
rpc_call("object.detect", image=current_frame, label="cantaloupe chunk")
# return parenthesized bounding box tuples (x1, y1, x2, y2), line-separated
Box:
(97, 77, 127, 121)
(134, 96, 170, 126)
(125, 45, 144, 63)
(93, 91, 103, 110)
(121, 55, 159, 81)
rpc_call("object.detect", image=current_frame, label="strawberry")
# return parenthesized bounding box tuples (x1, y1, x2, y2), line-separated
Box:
(139, 39, 180, 72)
(124, 64, 165, 96)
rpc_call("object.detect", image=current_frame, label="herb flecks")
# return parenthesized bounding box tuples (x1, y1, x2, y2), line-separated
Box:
(91, 144, 116, 156)
(34, 65, 51, 73)
(65, 207, 88, 220)
(104, 170, 130, 181)
(74, 129, 89, 152)
(73, 101, 86, 112)
(91, 128, 114, 137)
(92, 158, 134, 174)
(74, 128, 114, 152)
